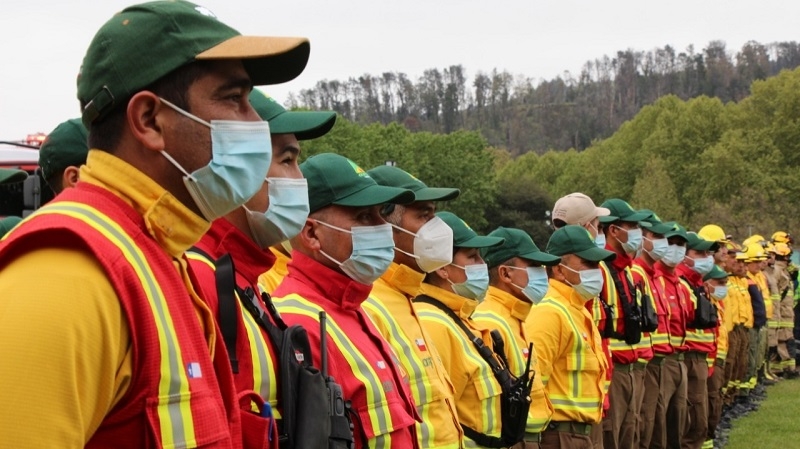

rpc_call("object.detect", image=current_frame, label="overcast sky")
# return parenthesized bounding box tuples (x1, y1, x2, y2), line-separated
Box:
(1, 0, 798, 139)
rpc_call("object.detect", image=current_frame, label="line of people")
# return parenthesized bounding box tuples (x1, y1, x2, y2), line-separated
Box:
(0, 2, 797, 449)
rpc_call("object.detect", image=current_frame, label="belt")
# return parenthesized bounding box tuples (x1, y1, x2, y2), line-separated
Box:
(684, 350, 708, 360)
(651, 353, 685, 365)
(546, 421, 592, 436)
(524, 431, 542, 443)
(613, 361, 648, 372)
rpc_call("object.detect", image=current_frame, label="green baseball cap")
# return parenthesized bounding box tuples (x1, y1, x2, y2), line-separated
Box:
(300, 153, 414, 213)
(703, 264, 728, 282)
(0, 216, 22, 237)
(481, 227, 561, 268)
(638, 209, 675, 235)
(598, 199, 650, 224)
(663, 222, 689, 241)
(78, 0, 310, 126)
(249, 89, 336, 140)
(367, 165, 460, 202)
(546, 225, 616, 262)
(436, 211, 504, 249)
(686, 232, 720, 252)
(38, 118, 89, 181)
(0, 168, 27, 185)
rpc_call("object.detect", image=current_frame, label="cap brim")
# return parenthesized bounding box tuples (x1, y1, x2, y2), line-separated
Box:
(335, 185, 415, 208)
(641, 222, 674, 234)
(691, 241, 718, 252)
(0, 168, 28, 185)
(268, 110, 337, 140)
(596, 206, 611, 217)
(413, 187, 460, 202)
(519, 250, 561, 266)
(458, 235, 505, 249)
(197, 36, 310, 85)
(598, 215, 620, 224)
(574, 246, 617, 262)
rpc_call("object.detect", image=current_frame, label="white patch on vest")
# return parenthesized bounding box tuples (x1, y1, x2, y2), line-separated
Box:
(376, 360, 387, 369)
(294, 349, 305, 362)
(188, 362, 202, 378)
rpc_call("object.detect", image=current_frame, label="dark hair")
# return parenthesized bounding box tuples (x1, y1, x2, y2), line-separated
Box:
(86, 61, 212, 152)
(45, 171, 64, 195)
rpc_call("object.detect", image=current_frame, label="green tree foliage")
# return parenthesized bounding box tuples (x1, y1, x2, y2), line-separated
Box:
(298, 117, 496, 229)
(289, 41, 800, 155)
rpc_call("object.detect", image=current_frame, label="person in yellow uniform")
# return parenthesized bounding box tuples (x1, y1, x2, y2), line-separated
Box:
(0, 1, 311, 446)
(363, 165, 465, 449)
(415, 211, 512, 448)
(474, 227, 561, 446)
(770, 242, 799, 377)
(527, 225, 612, 449)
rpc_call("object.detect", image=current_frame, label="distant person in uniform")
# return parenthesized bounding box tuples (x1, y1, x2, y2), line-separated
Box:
(38, 118, 89, 195)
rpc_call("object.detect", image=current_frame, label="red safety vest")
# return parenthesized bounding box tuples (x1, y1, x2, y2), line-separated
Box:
(0, 184, 246, 448)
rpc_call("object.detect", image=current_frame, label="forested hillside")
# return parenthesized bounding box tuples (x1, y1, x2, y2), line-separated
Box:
(289, 40, 800, 155)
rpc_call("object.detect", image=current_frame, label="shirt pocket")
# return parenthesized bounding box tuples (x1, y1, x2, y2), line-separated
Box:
(566, 346, 600, 375)
(145, 389, 230, 449)
(469, 371, 501, 402)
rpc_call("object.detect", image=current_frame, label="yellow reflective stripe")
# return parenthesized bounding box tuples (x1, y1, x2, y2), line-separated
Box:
(685, 332, 715, 343)
(601, 263, 618, 331)
(274, 295, 393, 444)
(549, 394, 602, 411)
(39, 202, 195, 447)
(186, 249, 279, 417)
(238, 290, 278, 417)
(538, 299, 584, 399)
(417, 310, 500, 435)
(471, 311, 527, 374)
(362, 297, 436, 447)
(186, 251, 215, 270)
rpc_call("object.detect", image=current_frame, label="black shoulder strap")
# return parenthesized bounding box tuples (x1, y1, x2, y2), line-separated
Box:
(215, 253, 239, 374)
(413, 294, 506, 375)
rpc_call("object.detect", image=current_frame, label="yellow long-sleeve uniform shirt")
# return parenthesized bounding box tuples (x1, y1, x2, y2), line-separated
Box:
(749, 271, 773, 320)
(364, 263, 463, 448)
(713, 295, 729, 361)
(0, 150, 213, 447)
(472, 286, 554, 433)
(416, 283, 503, 447)
(731, 276, 754, 328)
(257, 246, 290, 294)
(526, 279, 608, 425)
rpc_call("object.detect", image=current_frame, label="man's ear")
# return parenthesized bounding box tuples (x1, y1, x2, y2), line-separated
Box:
(62, 166, 81, 189)
(126, 91, 167, 153)
(296, 218, 321, 252)
(434, 265, 450, 280)
(498, 265, 513, 283)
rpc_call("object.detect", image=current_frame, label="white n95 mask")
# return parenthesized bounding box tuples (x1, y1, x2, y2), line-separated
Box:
(392, 216, 454, 272)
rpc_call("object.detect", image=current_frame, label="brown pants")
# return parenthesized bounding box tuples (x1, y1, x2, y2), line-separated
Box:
(682, 352, 709, 449)
(639, 360, 661, 449)
(541, 430, 593, 449)
(511, 440, 540, 449)
(648, 357, 687, 449)
(603, 362, 644, 449)
(590, 418, 604, 449)
(723, 325, 749, 395)
(706, 358, 725, 441)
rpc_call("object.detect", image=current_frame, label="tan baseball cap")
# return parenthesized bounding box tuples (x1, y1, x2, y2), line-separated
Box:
(552, 192, 611, 226)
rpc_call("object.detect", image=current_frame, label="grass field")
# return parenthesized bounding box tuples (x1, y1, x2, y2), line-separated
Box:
(724, 379, 800, 449)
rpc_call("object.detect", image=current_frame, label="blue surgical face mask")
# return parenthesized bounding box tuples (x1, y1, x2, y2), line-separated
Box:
(711, 285, 728, 299)
(615, 225, 643, 254)
(688, 255, 715, 276)
(595, 233, 607, 249)
(645, 237, 669, 261)
(317, 221, 395, 285)
(560, 263, 604, 300)
(246, 178, 310, 249)
(449, 263, 490, 301)
(159, 98, 271, 221)
(662, 244, 687, 267)
(507, 265, 549, 304)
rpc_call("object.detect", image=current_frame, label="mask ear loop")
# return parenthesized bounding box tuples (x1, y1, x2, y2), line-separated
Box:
(159, 97, 213, 128)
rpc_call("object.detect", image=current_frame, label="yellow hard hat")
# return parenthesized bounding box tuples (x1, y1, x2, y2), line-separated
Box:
(772, 231, 793, 245)
(773, 242, 792, 257)
(743, 235, 767, 248)
(698, 224, 727, 243)
(742, 244, 766, 262)
(765, 242, 777, 254)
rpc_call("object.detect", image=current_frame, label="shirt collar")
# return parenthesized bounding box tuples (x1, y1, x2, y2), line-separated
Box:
(80, 150, 209, 258)
(676, 263, 702, 286)
(285, 251, 372, 310)
(485, 286, 532, 320)
(654, 261, 679, 281)
(633, 257, 655, 277)
(547, 278, 586, 310)
(419, 283, 478, 319)
(200, 219, 276, 282)
(608, 243, 633, 270)
(381, 262, 425, 298)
